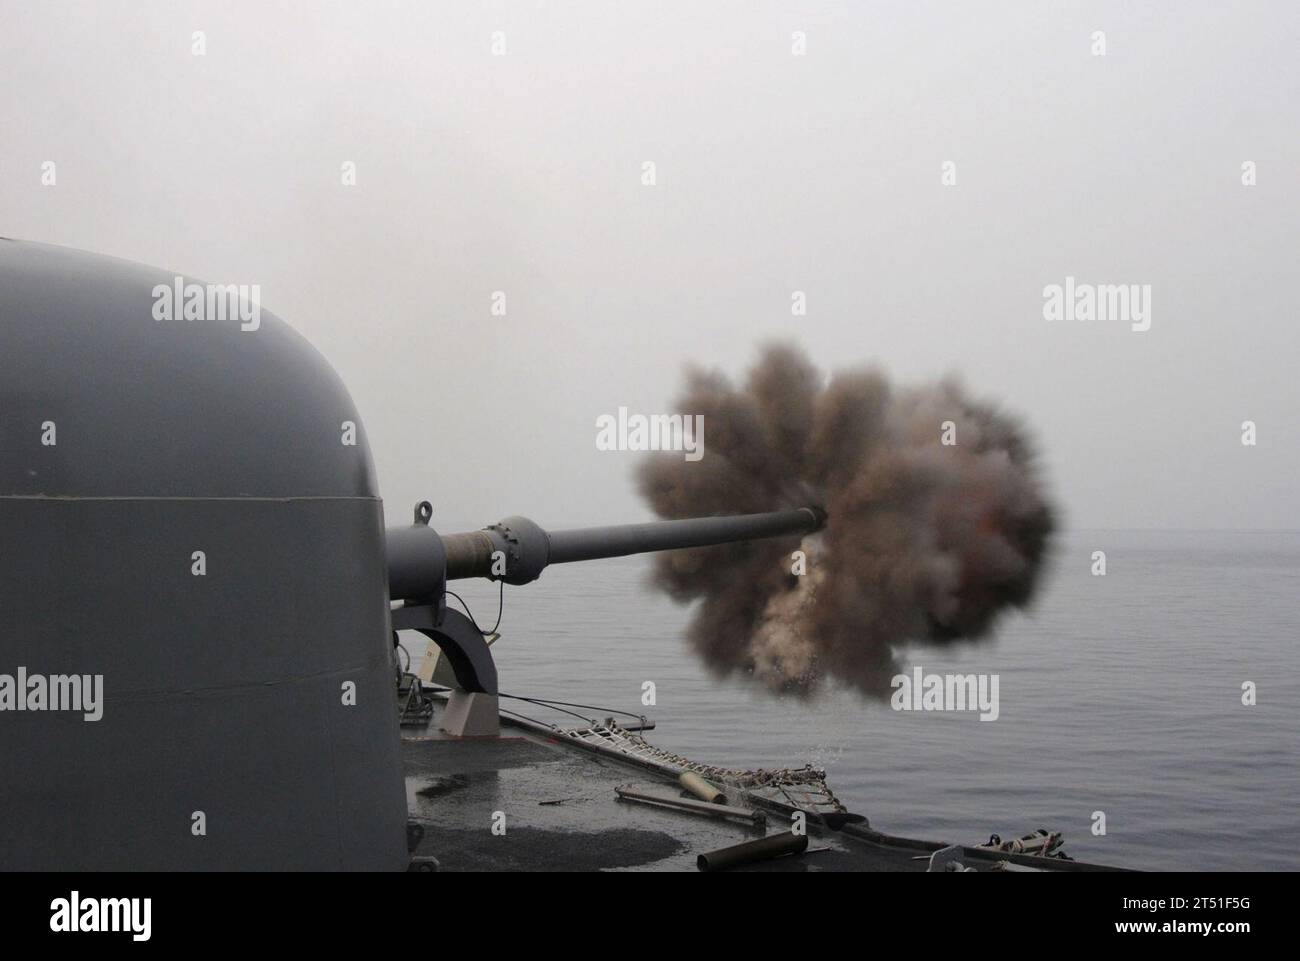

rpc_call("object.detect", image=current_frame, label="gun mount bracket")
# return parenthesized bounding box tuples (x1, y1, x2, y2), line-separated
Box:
(391, 602, 500, 736)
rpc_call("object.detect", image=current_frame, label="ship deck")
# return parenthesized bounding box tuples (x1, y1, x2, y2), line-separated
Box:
(402, 698, 1124, 872)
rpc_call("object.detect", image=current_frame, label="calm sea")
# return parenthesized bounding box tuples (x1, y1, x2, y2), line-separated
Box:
(428, 529, 1300, 871)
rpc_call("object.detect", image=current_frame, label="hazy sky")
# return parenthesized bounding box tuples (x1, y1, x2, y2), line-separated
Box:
(2, 1, 1296, 530)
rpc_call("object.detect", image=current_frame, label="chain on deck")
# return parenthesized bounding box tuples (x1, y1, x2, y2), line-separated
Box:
(560, 717, 848, 815)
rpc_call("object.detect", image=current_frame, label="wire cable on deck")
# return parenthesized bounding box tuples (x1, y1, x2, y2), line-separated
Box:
(496, 691, 648, 729)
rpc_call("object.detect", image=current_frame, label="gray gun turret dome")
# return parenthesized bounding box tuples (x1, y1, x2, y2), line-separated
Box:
(0, 240, 406, 870)
(0, 239, 377, 497)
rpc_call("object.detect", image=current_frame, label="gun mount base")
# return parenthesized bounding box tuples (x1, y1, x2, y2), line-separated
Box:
(441, 692, 501, 737)
(392, 599, 501, 736)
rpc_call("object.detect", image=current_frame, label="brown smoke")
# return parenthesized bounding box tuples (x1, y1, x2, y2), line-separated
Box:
(637, 343, 1055, 699)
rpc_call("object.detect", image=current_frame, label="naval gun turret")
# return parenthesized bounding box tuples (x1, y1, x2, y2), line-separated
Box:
(385, 504, 825, 735)
(0, 239, 825, 869)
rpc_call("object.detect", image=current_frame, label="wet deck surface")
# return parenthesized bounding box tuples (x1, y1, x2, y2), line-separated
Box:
(402, 704, 929, 872)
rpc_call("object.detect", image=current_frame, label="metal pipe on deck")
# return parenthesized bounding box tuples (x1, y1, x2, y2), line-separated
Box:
(697, 833, 810, 872)
(679, 771, 726, 804)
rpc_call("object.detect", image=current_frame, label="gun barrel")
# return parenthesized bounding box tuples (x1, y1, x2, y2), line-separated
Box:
(546, 507, 825, 565)
(428, 506, 824, 588)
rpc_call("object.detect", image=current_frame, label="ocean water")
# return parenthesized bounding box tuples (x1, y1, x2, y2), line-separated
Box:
(427, 530, 1300, 871)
